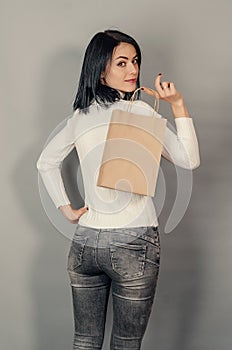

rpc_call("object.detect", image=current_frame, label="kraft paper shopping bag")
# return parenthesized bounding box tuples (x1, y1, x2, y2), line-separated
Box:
(97, 87, 167, 196)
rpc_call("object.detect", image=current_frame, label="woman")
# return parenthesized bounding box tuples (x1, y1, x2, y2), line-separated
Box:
(36, 30, 200, 349)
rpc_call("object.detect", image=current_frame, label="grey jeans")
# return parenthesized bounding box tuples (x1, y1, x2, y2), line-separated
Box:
(67, 225, 161, 350)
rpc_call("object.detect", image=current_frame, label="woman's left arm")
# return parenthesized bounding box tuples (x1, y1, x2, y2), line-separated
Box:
(156, 74, 200, 169)
(143, 74, 200, 169)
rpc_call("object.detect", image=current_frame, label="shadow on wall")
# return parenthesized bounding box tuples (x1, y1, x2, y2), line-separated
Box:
(11, 48, 85, 350)
(141, 160, 204, 350)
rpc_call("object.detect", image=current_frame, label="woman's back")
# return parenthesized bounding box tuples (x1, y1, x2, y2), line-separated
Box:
(37, 99, 159, 228)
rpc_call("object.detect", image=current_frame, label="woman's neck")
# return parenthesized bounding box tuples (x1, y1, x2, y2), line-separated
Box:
(118, 90, 125, 99)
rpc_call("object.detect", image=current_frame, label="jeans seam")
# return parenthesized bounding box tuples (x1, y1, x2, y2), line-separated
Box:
(112, 291, 153, 301)
(145, 257, 160, 266)
(94, 230, 103, 271)
(112, 334, 141, 340)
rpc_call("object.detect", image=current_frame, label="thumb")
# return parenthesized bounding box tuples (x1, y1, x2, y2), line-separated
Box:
(77, 206, 89, 219)
(82, 206, 89, 212)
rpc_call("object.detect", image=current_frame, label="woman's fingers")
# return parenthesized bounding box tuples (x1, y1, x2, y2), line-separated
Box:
(141, 86, 155, 96)
(155, 74, 179, 100)
(141, 86, 159, 99)
(142, 74, 170, 95)
(75, 207, 88, 219)
(59, 204, 88, 223)
(169, 82, 176, 95)
(80, 206, 89, 213)
(142, 75, 181, 105)
(154, 74, 166, 98)
(69, 206, 88, 223)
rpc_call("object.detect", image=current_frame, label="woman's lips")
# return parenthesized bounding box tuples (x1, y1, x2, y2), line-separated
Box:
(125, 78, 137, 83)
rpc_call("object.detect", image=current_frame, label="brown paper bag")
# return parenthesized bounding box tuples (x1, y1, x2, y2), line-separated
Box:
(97, 87, 167, 196)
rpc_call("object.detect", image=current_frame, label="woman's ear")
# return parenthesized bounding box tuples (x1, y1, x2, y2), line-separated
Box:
(100, 72, 106, 85)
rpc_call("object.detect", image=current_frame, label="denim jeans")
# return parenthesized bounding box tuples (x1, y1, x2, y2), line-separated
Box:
(67, 225, 161, 350)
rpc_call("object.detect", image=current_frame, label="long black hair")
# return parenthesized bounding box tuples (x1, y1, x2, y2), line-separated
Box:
(73, 30, 141, 113)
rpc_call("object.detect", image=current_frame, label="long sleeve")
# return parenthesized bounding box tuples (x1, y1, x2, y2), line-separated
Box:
(132, 100, 200, 169)
(162, 117, 200, 169)
(36, 114, 78, 208)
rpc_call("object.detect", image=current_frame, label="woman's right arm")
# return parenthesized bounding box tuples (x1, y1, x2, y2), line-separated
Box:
(36, 113, 88, 223)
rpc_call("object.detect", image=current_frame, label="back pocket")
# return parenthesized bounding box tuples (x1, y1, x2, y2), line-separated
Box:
(109, 241, 147, 279)
(67, 237, 88, 272)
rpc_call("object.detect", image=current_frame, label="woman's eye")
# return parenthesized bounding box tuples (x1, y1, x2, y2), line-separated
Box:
(117, 61, 126, 67)
(132, 58, 138, 65)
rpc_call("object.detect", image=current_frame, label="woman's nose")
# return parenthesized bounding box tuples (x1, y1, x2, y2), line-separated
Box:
(128, 62, 137, 75)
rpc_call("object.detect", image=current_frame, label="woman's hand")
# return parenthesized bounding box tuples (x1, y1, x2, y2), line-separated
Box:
(154, 73, 184, 105)
(141, 73, 190, 118)
(59, 204, 89, 224)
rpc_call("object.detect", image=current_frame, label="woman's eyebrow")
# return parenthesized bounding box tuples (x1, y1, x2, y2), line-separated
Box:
(115, 54, 138, 60)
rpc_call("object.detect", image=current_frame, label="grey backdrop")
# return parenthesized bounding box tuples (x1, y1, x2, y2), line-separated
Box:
(1, 0, 232, 349)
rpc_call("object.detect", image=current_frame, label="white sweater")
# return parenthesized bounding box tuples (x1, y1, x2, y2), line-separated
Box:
(36, 99, 200, 228)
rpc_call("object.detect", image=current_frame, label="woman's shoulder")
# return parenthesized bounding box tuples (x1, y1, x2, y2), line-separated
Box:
(73, 100, 163, 120)
(117, 99, 162, 118)
(131, 99, 155, 112)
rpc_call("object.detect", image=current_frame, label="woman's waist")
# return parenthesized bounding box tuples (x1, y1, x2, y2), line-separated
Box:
(78, 202, 158, 228)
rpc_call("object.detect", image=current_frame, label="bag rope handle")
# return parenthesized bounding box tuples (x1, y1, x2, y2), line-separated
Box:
(129, 87, 160, 114)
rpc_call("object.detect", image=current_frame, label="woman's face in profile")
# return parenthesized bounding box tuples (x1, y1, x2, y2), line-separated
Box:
(102, 42, 139, 93)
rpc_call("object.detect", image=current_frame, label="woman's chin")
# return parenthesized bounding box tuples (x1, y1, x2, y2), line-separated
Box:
(121, 86, 137, 93)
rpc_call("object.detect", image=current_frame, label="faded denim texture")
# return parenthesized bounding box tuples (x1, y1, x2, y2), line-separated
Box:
(67, 225, 161, 350)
